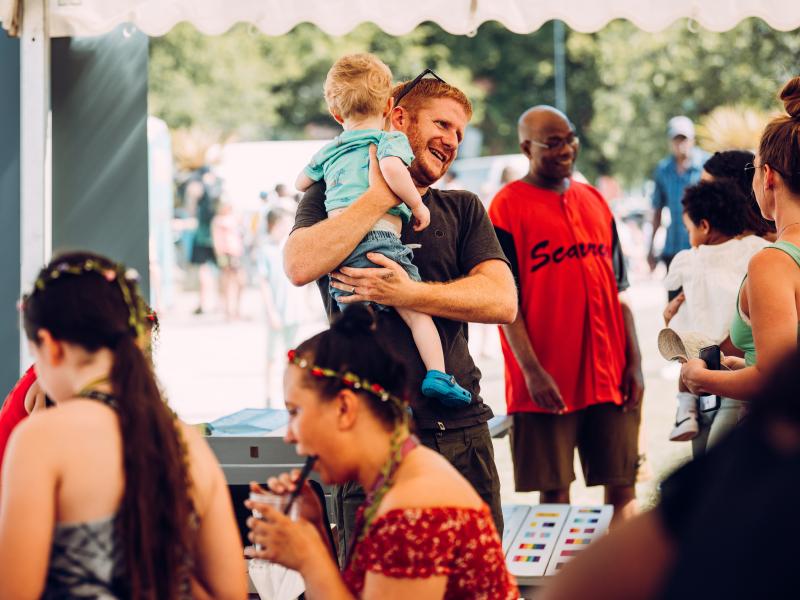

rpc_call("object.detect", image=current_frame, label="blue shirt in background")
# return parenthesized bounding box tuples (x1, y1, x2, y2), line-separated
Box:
(303, 129, 416, 222)
(652, 148, 707, 257)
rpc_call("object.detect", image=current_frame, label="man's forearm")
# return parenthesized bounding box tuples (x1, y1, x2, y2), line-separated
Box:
(619, 295, 642, 366)
(403, 260, 517, 324)
(649, 209, 662, 251)
(284, 189, 395, 286)
(501, 312, 544, 373)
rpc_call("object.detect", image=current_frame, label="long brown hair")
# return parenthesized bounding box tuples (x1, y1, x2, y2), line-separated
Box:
(22, 251, 193, 599)
(758, 77, 800, 195)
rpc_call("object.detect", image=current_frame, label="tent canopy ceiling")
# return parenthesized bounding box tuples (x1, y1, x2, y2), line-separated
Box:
(2, 0, 800, 38)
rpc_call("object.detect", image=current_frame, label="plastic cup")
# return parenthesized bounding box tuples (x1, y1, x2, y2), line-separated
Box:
(249, 491, 300, 552)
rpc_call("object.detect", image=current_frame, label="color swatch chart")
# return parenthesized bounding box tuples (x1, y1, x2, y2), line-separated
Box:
(501, 504, 613, 583)
(544, 505, 613, 575)
(501, 504, 531, 554)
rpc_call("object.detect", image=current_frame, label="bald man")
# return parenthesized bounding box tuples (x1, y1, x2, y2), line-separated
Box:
(488, 106, 644, 523)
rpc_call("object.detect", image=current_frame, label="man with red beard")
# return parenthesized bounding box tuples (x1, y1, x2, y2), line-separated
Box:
(285, 73, 517, 560)
(489, 106, 644, 524)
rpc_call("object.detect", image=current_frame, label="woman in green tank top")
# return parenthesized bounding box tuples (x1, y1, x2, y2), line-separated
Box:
(682, 77, 800, 401)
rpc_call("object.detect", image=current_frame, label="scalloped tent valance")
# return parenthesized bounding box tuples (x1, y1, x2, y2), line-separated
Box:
(2, 0, 800, 38)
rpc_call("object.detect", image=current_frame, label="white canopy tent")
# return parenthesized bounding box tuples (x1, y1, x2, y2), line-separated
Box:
(2, 0, 799, 368)
(4, 0, 800, 36)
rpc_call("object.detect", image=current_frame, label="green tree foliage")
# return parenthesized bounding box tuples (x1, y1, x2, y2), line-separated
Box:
(149, 18, 800, 187)
(149, 22, 478, 141)
(438, 22, 600, 157)
(590, 18, 800, 185)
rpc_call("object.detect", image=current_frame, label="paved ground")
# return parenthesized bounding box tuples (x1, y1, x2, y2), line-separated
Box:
(157, 270, 690, 510)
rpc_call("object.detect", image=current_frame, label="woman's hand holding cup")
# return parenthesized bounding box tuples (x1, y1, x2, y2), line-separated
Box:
(245, 486, 325, 572)
(244, 472, 327, 571)
(260, 470, 325, 526)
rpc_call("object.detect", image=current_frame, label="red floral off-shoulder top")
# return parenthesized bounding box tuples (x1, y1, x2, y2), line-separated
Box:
(342, 504, 518, 599)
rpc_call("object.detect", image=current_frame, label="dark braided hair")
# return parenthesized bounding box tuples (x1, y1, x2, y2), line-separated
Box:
(681, 180, 749, 237)
(293, 305, 409, 429)
(703, 150, 776, 237)
(22, 251, 194, 599)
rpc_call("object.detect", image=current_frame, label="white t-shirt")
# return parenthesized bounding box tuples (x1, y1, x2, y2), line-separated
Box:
(664, 235, 770, 342)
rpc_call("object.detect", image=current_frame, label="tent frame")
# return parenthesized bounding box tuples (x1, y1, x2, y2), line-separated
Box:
(19, 0, 50, 369)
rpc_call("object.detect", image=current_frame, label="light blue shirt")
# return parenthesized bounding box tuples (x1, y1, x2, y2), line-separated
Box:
(652, 148, 708, 256)
(258, 238, 305, 325)
(303, 129, 415, 222)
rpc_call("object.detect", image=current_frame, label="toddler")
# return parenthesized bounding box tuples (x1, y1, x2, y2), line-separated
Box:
(295, 53, 471, 406)
(663, 180, 768, 440)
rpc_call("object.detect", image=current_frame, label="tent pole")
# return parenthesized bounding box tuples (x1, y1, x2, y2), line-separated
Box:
(553, 20, 566, 113)
(19, 0, 51, 370)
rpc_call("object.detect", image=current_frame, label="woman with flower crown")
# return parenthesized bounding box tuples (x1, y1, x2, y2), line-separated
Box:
(0, 251, 246, 599)
(245, 304, 518, 599)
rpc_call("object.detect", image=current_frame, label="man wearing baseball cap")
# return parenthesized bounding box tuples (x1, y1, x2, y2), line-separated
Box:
(647, 116, 708, 271)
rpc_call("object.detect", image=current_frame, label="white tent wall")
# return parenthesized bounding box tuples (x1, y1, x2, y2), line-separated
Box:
(17, 0, 48, 376)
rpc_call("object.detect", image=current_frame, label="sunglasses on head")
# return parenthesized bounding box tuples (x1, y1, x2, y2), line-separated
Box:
(394, 68, 446, 106)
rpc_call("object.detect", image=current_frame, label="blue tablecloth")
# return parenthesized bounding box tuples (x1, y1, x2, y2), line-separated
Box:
(207, 408, 289, 436)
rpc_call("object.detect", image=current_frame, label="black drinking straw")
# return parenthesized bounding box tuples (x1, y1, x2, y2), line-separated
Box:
(283, 455, 317, 515)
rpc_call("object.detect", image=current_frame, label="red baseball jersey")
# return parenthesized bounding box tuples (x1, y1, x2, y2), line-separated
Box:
(0, 366, 36, 474)
(489, 180, 628, 414)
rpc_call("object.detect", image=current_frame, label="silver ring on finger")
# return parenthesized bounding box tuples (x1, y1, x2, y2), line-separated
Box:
(351, 285, 356, 294)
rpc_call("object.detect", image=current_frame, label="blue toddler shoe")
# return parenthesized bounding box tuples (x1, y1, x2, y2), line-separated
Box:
(421, 370, 472, 407)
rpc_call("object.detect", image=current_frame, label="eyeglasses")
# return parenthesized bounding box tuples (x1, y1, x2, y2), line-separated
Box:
(528, 134, 580, 151)
(745, 162, 787, 177)
(394, 68, 446, 106)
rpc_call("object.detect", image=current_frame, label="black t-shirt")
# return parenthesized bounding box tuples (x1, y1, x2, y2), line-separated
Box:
(657, 419, 800, 600)
(292, 182, 510, 430)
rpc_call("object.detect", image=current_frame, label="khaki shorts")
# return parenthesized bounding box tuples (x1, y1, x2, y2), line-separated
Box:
(510, 402, 641, 492)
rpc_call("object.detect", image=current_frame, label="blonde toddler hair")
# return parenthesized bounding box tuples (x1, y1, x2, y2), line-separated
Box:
(324, 53, 393, 120)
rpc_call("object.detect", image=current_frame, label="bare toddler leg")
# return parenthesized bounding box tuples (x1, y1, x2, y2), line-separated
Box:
(396, 307, 472, 406)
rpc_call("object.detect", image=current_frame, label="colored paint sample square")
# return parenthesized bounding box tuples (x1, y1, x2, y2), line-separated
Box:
(579, 539, 591, 545)
(524, 532, 536, 538)
(543, 522, 555, 527)
(534, 544, 546, 550)
(566, 538, 575, 544)
(514, 555, 540, 562)
(584, 528, 595, 534)
(579, 508, 602, 514)
(555, 563, 564, 570)
(529, 522, 538, 527)
(540, 532, 551, 538)
(569, 528, 579, 533)
(589, 518, 598, 523)
(561, 550, 579, 557)
(574, 518, 584, 523)
(536, 512, 559, 517)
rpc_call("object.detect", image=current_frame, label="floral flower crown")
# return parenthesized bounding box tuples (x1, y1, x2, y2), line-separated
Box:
(287, 349, 405, 408)
(21, 258, 147, 338)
